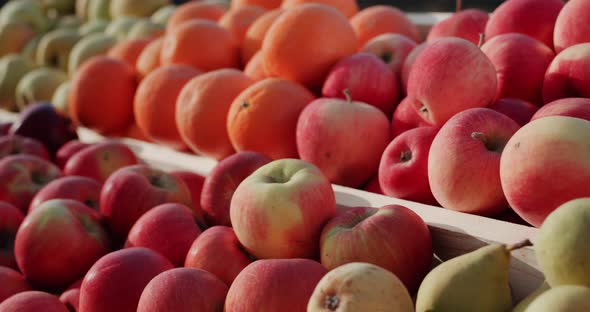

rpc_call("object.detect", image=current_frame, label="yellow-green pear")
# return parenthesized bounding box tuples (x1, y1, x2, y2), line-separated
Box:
(55, 15, 83, 30)
(78, 19, 108, 35)
(308, 262, 414, 312)
(15, 67, 68, 110)
(68, 33, 116, 75)
(524, 285, 590, 312)
(536, 198, 590, 287)
(0, 0, 51, 33)
(110, 0, 169, 19)
(126, 19, 163, 40)
(0, 54, 36, 111)
(36, 28, 81, 71)
(0, 22, 36, 57)
(513, 281, 551, 312)
(51, 80, 70, 116)
(87, 0, 111, 21)
(105, 16, 139, 41)
(150, 4, 175, 25)
(415, 241, 531, 312)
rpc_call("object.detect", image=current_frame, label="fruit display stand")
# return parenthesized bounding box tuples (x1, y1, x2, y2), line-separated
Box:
(0, 108, 541, 302)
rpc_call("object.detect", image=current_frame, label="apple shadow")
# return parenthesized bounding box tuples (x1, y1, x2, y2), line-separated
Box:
(334, 190, 372, 209)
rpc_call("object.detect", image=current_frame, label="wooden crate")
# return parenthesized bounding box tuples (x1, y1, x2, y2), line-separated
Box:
(0, 108, 542, 302)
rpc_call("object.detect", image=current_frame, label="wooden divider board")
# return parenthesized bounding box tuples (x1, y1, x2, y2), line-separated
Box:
(0, 109, 543, 302)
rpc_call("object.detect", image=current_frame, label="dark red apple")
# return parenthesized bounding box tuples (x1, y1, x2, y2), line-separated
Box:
(0, 122, 12, 136)
(55, 140, 91, 169)
(169, 170, 207, 226)
(488, 98, 539, 126)
(391, 96, 433, 138)
(0, 202, 24, 270)
(363, 175, 384, 195)
(543, 43, 590, 104)
(0, 135, 50, 160)
(28, 176, 102, 213)
(531, 98, 590, 122)
(59, 279, 82, 312)
(0, 291, 68, 312)
(0, 266, 32, 303)
(200, 151, 271, 226)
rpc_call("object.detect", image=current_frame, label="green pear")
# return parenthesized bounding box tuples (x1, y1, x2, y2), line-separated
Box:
(415, 241, 532, 312)
(22, 34, 43, 64)
(51, 80, 70, 116)
(126, 19, 163, 40)
(39, 0, 76, 16)
(0, 0, 51, 33)
(75, 0, 90, 20)
(68, 33, 116, 75)
(15, 67, 68, 110)
(87, 0, 111, 21)
(105, 16, 139, 41)
(0, 22, 36, 57)
(55, 15, 83, 30)
(524, 285, 590, 312)
(78, 19, 109, 35)
(513, 281, 551, 312)
(110, 0, 169, 19)
(36, 28, 81, 71)
(0, 54, 36, 111)
(536, 198, 590, 287)
(150, 4, 175, 26)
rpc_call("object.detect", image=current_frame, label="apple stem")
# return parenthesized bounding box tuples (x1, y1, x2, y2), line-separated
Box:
(419, 105, 428, 113)
(456, 0, 462, 12)
(343, 89, 352, 104)
(400, 150, 412, 162)
(477, 33, 485, 48)
(506, 239, 533, 252)
(324, 295, 340, 310)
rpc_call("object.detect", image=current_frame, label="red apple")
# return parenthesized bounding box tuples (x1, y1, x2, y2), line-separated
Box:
(100, 164, 195, 240)
(137, 268, 228, 312)
(225, 259, 327, 312)
(15, 199, 110, 290)
(169, 170, 207, 224)
(543, 43, 590, 104)
(488, 98, 539, 126)
(64, 141, 139, 184)
(531, 98, 590, 122)
(0, 202, 24, 269)
(126, 203, 202, 267)
(407, 38, 497, 126)
(400, 42, 430, 92)
(55, 140, 91, 169)
(554, 0, 590, 53)
(200, 151, 271, 227)
(391, 96, 433, 138)
(59, 280, 82, 312)
(185, 226, 254, 286)
(484, 0, 564, 50)
(0, 122, 11, 136)
(0, 291, 68, 312)
(429, 108, 520, 216)
(363, 175, 384, 195)
(0, 266, 32, 303)
(29, 176, 102, 213)
(0, 155, 62, 212)
(379, 127, 438, 205)
(320, 204, 432, 292)
(0, 135, 50, 161)
(79, 247, 173, 312)
(481, 33, 554, 106)
(360, 33, 417, 76)
(427, 9, 489, 45)
(500, 116, 590, 226)
(230, 159, 336, 259)
(322, 53, 399, 116)
(296, 96, 391, 188)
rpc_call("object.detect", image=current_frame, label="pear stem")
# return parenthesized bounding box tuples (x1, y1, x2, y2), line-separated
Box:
(343, 89, 352, 104)
(506, 239, 533, 252)
(477, 33, 485, 48)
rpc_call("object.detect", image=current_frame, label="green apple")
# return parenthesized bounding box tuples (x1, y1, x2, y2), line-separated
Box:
(79, 19, 109, 35)
(127, 19, 164, 40)
(0, 54, 36, 111)
(36, 28, 81, 71)
(51, 80, 70, 116)
(15, 67, 68, 110)
(54, 15, 83, 30)
(87, 0, 111, 21)
(0, 0, 51, 33)
(68, 33, 116, 75)
(150, 4, 175, 26)
(0, 22, 36, 57)
(105, 16, 140, 41)
(110, 0, 169, 19)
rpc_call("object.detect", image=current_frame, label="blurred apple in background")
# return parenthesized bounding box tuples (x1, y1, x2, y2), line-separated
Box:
(0, 266, 32, 303)
(15, 199, 110, 290)
(29, 176, 102, 213)
(531, 98, 590, 122)
(0, 291, 68, 312)
(200, 151, 271, 227)
(169, 170, 207, 224)
(58, 279, 82, 312)
(363, 175, 384, 195)
(0, 135, 50, 160)
(428, 108, 520, 216)
(185, 225, 254, 286)
(230, 159, 336, 259)
(400, 42, 430, 92)
(0, 202, 24, 270)
(427, 9, 489, 45)
(297, 96, 390, 188)
(488, 98, 538, 126)
(0, 155, 62, 212)
(543, 43, 590, 104)
(361, 33, 417, 78)
(54, 140, 91, 169)
(553, 0, 590, 53)
(320, 204, 432, 292)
